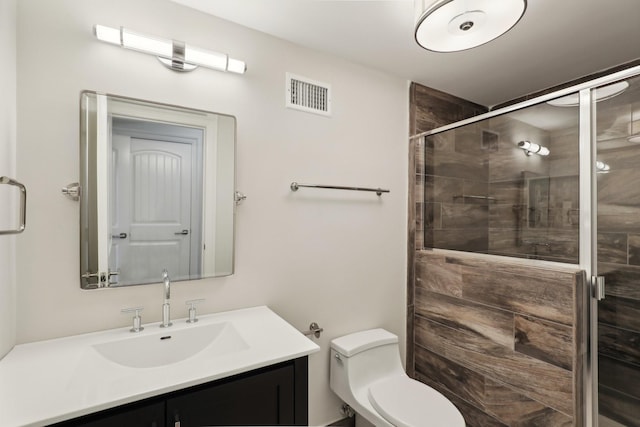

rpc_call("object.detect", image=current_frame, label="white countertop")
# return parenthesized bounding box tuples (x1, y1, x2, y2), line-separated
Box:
(0, 306, 320, 427)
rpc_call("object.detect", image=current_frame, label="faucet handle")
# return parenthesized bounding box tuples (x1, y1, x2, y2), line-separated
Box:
(121, 306, 144, 332)
(185, 299, 205, 323)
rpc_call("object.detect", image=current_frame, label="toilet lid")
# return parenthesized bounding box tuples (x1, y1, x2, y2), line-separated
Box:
(368, 376, 465, 427)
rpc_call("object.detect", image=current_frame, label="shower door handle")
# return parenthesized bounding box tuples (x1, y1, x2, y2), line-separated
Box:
(592, 275, 605, 300)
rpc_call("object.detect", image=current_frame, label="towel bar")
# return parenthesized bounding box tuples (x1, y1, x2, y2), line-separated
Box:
(0, 176, 26, 235)
(290, 182, 389, 196)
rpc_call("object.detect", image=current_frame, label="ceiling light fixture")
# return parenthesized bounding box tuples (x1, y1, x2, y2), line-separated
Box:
(414, 0, 527, 52)
(518, 140, 549, 156)
(94, 25, 246, 74)
(547, 81, 629, 107)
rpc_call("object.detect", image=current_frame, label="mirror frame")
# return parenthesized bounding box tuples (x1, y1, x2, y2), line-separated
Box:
(79, 91, 237, 289)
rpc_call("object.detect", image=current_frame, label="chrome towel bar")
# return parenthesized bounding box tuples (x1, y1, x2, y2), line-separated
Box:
(290, 182, 390, 196)
(452, 194, 497, 203)
(0, 176, 26, 235)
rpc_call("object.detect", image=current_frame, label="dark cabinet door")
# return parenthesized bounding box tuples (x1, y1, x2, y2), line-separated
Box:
(167, 364, 295, 426)
(48, 357, 308, 427)
(51, 401, 165, 427)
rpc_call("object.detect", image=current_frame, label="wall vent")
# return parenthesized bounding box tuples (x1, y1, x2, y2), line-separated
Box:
(286, 73, 332, 116)
(481, 130, 499, 152)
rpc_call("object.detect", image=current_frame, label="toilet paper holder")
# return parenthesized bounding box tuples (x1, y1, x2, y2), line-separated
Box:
(302, 322, 324, 339)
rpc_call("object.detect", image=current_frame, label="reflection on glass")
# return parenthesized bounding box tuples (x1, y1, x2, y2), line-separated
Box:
(80, 92, 236, 288)
(594, 74, 640, 426)
(423, 100, 580, 263)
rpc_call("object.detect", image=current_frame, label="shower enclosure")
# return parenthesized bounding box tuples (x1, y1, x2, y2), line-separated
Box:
(420, 67, 640, 426)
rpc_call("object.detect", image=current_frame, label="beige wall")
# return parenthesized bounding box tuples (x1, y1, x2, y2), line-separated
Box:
(15, 0, 408, 424)
(0, 0, 17, 360)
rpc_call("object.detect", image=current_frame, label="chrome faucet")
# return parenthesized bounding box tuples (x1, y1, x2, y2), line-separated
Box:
(160, 269, 172, 328)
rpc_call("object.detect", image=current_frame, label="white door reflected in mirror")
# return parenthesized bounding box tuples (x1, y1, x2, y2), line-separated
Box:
(80, 92, 236, 289)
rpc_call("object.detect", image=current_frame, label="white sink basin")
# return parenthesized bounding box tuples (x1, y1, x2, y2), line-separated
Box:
(93, 322, 249, 368)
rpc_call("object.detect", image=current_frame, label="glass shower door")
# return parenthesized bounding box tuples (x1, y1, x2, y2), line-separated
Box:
(595, 74, 640, 426)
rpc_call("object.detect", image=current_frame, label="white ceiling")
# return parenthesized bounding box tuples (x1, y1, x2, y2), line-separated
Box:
(170, 0, 640, 108)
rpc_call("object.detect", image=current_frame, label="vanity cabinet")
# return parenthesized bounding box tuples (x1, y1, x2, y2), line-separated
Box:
(50, 402, 165, 427)
(50, 357, 308, 427)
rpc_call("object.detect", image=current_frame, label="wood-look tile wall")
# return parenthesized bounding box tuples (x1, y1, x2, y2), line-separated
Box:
(407, 83, 486, 377)
(487, 117, 580, 263)
(413, 251, 586, 426)
(595, 75, 640, 425)
(408, 82, 587, 426)
(420, 103, 581, 263)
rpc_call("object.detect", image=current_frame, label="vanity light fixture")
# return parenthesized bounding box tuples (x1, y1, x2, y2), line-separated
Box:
(414, 0, 527, 52)
(93, 25, 246, 74)
(518, 140, 549, 156)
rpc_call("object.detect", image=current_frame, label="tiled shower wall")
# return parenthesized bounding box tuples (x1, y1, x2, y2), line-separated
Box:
(414, 250, 586, 426)
(422, 109, 580, 263)
(594, 78, 640, 425)
(408, 83, 486, 252)
(407, 82, 487, 379)
(408, 82, 586, 425)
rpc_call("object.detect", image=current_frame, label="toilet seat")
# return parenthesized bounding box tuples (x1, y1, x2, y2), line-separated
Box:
(368, 376, 465, 427)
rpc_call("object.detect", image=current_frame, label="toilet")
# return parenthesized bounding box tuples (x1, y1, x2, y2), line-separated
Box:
(330, 329, 465, 427)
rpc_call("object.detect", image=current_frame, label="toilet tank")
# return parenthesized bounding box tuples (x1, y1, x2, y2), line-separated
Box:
(330, 329, 405, 400)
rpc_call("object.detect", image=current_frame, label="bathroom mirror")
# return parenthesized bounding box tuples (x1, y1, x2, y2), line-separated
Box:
(79, 92, 236, 289)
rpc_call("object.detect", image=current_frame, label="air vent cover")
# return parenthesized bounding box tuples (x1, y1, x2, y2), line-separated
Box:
(286, 73, 332, 116)
(481, 130, 499, 151)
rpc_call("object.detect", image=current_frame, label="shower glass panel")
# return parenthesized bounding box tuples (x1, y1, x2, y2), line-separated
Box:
(423, 101, 580, 263)
(595, 74, 640, 426)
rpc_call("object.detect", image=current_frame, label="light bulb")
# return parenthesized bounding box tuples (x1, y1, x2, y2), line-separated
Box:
(185, 45, 228, 71)
(94, 25, 120, 45)
(121, 29, 172, 58)
(518, 140, 550, 156)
